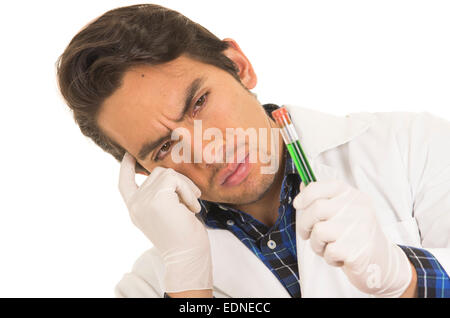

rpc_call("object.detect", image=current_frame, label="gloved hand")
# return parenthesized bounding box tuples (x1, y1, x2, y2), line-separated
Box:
(118, 152, 212, 293)
(293, 179, 412, 297)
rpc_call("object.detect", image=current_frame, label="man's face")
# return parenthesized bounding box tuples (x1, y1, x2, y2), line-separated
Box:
(98, 44, 281, 205)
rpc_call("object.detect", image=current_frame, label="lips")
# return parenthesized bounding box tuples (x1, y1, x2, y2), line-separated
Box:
(217, 153, 251, 187)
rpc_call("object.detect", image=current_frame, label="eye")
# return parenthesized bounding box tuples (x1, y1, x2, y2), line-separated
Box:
(154, 141, 173, 162)
(192, 92, 209, 117)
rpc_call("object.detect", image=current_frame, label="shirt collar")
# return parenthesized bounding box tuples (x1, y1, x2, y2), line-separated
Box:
(283, 104, 375, 159)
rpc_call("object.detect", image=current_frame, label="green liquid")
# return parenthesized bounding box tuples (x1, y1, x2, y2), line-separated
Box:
(286, 141, 316, 186)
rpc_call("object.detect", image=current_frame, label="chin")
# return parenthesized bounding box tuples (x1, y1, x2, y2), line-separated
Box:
(217, 169, 276, 205)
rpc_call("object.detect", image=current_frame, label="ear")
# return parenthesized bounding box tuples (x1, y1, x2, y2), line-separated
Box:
(222, 38, 257, 90)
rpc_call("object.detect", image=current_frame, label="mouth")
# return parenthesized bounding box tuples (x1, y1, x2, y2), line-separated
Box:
(217, 153, 251, 187)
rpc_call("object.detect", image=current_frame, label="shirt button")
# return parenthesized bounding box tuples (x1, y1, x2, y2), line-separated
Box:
(267, 240, 277, 250)
(287, 196, 292, 204)
(226, 219, 235, 226)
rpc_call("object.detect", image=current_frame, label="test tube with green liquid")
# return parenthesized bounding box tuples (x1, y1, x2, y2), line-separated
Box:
(272, 106, 317, 186)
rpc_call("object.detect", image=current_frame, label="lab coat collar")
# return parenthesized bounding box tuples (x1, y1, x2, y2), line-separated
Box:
(284, 104, 375, 159)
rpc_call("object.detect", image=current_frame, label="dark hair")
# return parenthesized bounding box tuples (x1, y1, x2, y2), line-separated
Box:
(56, 4, 241, 173)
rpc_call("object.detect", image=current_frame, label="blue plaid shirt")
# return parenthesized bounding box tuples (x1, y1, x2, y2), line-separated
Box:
(196, 103, 450, 298)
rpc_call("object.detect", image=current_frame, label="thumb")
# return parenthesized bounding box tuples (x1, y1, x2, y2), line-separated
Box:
(119, 152, 138, 203)
(300, 181, 306, 191)
(294, 181, 306, 210)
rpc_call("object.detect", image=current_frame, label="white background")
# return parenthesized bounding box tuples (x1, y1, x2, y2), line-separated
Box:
(0, 0, 449, 297)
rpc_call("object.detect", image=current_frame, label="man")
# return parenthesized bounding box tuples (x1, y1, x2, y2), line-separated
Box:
(56, 4, 450, 298)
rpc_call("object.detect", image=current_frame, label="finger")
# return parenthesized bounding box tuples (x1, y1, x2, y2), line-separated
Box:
(138, 166, 167, 190)
(296, 186, 356, 240)
(119, 152, 139, 203)
(300, 181, 306, 191)
(175, 172, 202, 198)
(293, 179, 348, 210)
(323, 241, 345, 267)
(139, 167, 201, 213)
(172, 172, 202, 213)
(309, 220, 339, 256)
(297, 198, 339, 240)
(155, 169, 201, 213)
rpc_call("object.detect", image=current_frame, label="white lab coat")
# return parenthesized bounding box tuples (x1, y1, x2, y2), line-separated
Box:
(114, 105, 450, 298)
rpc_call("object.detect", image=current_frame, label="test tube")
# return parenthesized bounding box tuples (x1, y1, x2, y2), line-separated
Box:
(272, 106, 317, 186)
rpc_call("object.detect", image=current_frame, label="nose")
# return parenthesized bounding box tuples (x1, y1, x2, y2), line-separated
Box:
(202, 139, 226, 164)
(171, 122, 239, 169)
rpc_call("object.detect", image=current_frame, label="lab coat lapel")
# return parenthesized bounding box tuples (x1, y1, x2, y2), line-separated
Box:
(207, 228, 291, 298)
(295, 159, 371, 297)
(285, 104, 375, 159)
(287, 105, 375, 297)
(296, 229, 371, 297)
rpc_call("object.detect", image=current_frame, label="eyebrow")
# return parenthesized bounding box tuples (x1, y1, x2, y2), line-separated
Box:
(137, 76, 206, 161)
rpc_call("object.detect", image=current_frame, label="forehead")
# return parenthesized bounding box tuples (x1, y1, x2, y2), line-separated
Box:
(114, 55, 205, 100)
(97, 56, 208, 156)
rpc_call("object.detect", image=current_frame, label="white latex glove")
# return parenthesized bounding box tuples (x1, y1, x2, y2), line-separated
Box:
(118, 153, 212, 293)
(293, 179, 412, 297)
